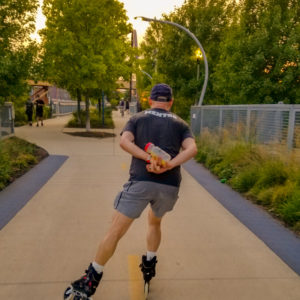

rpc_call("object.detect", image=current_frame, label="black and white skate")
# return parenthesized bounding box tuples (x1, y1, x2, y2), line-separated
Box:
(139, 256, 157, 299)
(64, 286, 91, 300)
(63, 264, 102, 300)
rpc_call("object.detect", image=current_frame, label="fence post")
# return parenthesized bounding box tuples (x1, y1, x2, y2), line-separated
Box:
(200, 107, 203, 134)
(219, 108, 223, 135)
(4, 102, 14, 135)
(246, 107, 251, 142)
(287, 107, 295, 149)
(56, 101, 60, 115)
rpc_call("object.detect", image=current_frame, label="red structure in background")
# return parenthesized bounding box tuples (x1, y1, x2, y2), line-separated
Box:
(27, 80, 74, 104)
(27, 80, 51, 104)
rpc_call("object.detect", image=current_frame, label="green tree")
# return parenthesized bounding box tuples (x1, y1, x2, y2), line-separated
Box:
(213, 0, 300, 104)
(40, 0, 133, 130)
(0, 0, 39, 103)
(139, 0, 235, 119)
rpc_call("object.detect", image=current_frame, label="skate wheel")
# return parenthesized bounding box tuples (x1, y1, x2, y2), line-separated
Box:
(144, 282, 150, 299)
(64, 286, 74, 300)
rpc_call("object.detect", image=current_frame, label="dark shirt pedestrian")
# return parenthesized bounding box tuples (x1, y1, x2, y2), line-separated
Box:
(25, 99, 33, 126)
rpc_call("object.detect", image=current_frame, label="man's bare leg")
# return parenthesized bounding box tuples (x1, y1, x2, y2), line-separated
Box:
(140, 209, 161, 285)
(146, 209, 162, 252)
(63, 212, 133, 299)
(95, 211, 134, 266)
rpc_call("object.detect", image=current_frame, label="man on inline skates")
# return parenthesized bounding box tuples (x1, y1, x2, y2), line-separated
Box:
(64, 83, 197, 299)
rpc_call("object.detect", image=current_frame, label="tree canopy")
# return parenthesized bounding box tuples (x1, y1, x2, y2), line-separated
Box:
(40, 0, 133, 98)
(138, 0, 299, 118)
(0, 0, 39, 103)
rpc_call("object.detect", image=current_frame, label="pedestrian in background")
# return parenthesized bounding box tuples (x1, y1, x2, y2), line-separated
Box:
(25, 98, 33, 126)
(34, 94, 45, 127)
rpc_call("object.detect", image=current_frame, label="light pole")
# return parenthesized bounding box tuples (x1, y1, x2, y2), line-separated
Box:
(140, 69, 153, 80)
(135, 16, 208, 106)
(195, 49, 203, 81)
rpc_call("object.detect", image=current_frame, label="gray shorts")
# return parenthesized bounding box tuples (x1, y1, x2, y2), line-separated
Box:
(114, 181, 179, 219)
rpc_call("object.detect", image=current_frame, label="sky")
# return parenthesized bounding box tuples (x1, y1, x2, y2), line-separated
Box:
(33, 0, 186, 43)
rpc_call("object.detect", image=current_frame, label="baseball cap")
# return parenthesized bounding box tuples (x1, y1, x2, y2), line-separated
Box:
(150, 83, 173, 102)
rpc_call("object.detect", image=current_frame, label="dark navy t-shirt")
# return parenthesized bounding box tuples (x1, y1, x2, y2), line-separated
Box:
(122, 108, 194, 187)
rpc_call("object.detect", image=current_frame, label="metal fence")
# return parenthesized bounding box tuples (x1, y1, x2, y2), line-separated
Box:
(51, 100, 85, 116)
(0, 103, 14, 139)
(191, 104, 300, 149)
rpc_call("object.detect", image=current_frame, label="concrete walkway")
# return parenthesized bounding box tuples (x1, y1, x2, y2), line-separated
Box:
(0, 111, 300, 300)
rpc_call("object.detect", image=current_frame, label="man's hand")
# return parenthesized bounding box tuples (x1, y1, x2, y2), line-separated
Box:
(146, 157, 173, 174)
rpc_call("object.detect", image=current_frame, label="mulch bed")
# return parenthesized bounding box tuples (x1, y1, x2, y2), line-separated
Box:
(64, 131, 116, 139)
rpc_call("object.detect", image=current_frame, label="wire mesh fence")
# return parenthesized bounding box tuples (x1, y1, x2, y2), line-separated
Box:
(0, 103, 14, 139)
(191, 104, 300, 149)
(51, 100, 85, 116)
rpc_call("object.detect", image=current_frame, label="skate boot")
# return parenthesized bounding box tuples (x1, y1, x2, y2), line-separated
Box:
(63, 264, 102, 300)
(139, 255, 157, 299)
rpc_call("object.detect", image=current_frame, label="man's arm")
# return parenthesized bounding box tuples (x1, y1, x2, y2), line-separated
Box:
(119, 131, 149, 162)
(169, 137, 198, 168)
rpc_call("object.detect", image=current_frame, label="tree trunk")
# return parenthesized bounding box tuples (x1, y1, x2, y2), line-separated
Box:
(85, 94, 91, 132)
(102, 91, 105, 126)
(98, 97, 101, 118)
(76, 88, 82, 125)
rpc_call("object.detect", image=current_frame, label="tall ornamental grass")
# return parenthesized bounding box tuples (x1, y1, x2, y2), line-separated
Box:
(195, 129, 300, 234)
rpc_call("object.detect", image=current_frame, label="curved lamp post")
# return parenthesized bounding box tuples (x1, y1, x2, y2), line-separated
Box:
(140, 69, 153, 80)
(195, 48, 203, 81)
(135, 16, 208, 106)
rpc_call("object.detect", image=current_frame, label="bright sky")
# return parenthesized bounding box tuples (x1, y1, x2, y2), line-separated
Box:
(119, 0, 185, 42)
(32, 0, 185, 43)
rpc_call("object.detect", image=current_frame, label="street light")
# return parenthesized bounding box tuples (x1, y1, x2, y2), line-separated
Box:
(140, 69, 153, 80)
(195, 49, 203, 81)
(135, 16, 208, 106)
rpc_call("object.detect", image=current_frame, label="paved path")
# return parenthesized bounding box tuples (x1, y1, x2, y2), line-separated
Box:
(0, 111, 300, 300)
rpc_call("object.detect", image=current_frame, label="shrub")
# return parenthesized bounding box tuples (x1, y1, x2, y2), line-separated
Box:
(0, 137, 47, 190)
(231, 166, 260, 192)
(195, 130, 300, 233)
(271, 181, 297, 210)
(254, 160, 288, 188)
(67, 108, 114, 129)
(278, 190, 300, 226)
(256, 187, 274, 206)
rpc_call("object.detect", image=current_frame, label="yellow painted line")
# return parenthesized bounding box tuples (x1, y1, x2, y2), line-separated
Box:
(128, 255, 144, 300)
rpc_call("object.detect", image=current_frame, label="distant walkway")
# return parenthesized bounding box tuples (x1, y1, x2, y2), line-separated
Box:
(0, 111, 299, 300)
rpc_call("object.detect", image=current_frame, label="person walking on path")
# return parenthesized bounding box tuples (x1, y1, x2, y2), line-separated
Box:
(63, 83, 198, 300)
(25, 98, 34, 126)
(34, 94, 45, 127)
(119, 99, 125, 117)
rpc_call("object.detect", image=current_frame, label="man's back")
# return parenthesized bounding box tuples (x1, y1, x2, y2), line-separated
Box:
(123, 108, 193, 187)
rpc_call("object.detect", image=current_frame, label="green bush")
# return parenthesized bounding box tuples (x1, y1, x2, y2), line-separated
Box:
(231, 166, 259, 192)
(271, 181, 296, 210)
(278, 191, 300, 227)
(254, 160, 288, 188)
(256, 187, 274, 206)
(109, 98, 119, 110)
(67, 108, 114, 129)
(0, 137, 46, 190)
